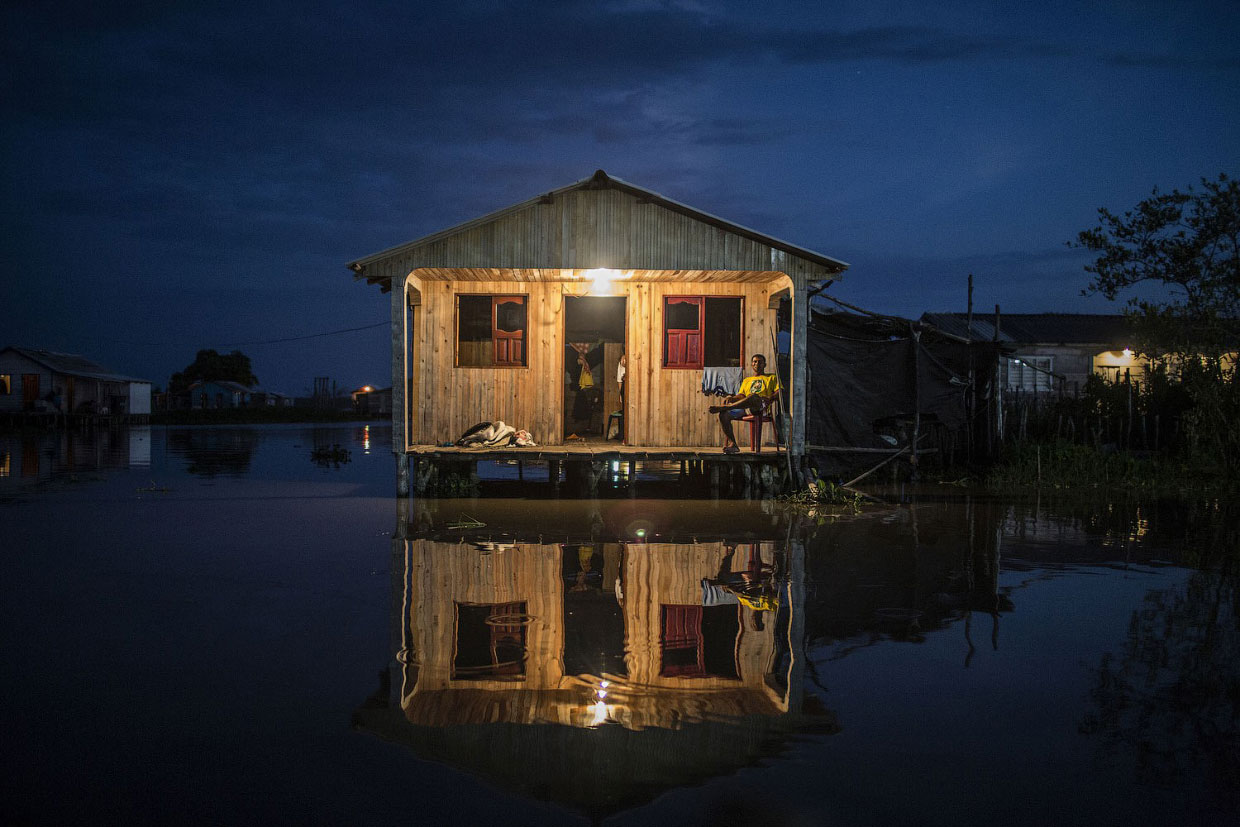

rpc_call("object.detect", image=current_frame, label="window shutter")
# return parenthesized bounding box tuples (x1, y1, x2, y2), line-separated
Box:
(664, 297, 704, 369)
(492, 296, 525, 366)
(660, 605, 704, 677)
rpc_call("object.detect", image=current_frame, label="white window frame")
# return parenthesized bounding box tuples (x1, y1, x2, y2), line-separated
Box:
(1005, 356, 1053, 392)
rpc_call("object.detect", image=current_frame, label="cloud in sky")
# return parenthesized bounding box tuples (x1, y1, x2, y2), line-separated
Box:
(2, 0, 1238, 391)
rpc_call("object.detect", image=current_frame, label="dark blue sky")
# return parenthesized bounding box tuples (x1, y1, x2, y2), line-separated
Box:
(3, 0, 1237, 393)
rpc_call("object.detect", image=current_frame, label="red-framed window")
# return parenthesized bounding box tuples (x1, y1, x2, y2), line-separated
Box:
(457, 294, 527, 367)
(663, 296, 743, 369)
(659, 604, 741, 679)
(453, 601, 528, 680)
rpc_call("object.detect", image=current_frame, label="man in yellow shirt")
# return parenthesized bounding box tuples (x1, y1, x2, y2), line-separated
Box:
(708, 354, 780, 454)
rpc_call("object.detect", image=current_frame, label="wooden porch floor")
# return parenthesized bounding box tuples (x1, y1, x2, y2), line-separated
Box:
(407, 442, 787, 462)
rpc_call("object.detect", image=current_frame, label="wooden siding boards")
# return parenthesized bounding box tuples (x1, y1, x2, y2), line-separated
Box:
(355, 172, 846, 458)
(400, 277, 791, 448)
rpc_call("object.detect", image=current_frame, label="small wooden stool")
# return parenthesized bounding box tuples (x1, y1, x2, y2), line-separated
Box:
(606, 410, 624, 440)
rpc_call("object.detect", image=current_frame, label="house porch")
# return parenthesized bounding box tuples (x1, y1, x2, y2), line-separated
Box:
(401, 443, 798, 498)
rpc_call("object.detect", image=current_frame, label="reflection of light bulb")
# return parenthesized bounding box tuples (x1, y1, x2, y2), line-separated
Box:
(590, 701, 609, 726)
(635, 529, 646, 538)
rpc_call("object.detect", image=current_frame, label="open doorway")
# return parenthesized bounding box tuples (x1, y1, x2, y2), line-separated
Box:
(563, 296, 626, 441)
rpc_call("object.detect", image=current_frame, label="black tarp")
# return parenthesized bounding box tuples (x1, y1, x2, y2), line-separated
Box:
(806, 310, 1002, 452)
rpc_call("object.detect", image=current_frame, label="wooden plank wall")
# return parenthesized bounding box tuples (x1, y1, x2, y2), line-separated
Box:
(407, 273, 794, 447)
(407, 540, 564, 693)
(625, 542, 778, 694)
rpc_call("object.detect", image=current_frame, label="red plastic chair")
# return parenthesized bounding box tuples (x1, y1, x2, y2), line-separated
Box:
(740, 397, 780, 453)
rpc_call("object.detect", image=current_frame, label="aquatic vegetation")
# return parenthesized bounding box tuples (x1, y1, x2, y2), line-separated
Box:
(779, 477, 863, 511)
(310, 444, 351, 467)
(986, 439, 1232, 492)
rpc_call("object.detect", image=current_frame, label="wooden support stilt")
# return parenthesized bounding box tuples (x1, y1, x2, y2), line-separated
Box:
(412, 457, 436, 495)
(759, 463, 775, 495)
(587, 461, 606, 494)
(549, 459, 561, 488)
(709, 462, 720, 498)
(396, 453, 411, 497)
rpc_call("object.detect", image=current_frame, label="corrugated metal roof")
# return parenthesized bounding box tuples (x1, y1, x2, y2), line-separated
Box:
(1, 346, 149, 383)
(347, 169, 848, 282)
(918, 313, 1134, 345)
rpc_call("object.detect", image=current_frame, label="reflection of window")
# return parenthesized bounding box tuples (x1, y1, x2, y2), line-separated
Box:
(457, 295, 527, 367)
(663, 296, 743, 369)
(1005, 356, 1053, 392)
(659, 604, 740, 678)
(0, 374, 10, 395)
(453, 601, 528, 681)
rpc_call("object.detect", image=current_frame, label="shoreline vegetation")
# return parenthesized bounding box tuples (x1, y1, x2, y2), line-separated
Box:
(978, 439, 1237, 494)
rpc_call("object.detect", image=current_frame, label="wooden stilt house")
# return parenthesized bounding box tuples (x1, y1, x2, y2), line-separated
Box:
(349, 170, 847, 494)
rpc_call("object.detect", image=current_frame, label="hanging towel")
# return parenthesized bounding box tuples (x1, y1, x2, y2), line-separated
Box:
(701, 578, 740, 606)
(701, 366, 743, 397)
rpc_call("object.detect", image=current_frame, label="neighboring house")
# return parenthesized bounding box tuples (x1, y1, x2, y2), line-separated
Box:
(250, 390, 294, 408)
(187, 380, 253, 409)
(0, 346, 151, 416)
(352, 386, 392, 416)
(919, 313, 1141, 393)
(349, 169, 849, 491)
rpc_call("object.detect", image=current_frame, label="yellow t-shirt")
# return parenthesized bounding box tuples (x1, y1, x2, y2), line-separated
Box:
(739, 374, 779, 399)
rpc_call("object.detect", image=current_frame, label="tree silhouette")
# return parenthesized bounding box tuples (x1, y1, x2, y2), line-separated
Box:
(169, 349, 258, 393)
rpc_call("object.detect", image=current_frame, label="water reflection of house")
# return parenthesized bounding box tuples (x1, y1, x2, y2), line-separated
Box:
(804, 501, 1014, 659)
(0, 426, 151, 483)
(355, 525, 835, 817)
(0, 346, 151, 421)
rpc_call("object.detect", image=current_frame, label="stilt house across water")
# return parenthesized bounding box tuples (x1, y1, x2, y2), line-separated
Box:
(349, 171, 847, 495)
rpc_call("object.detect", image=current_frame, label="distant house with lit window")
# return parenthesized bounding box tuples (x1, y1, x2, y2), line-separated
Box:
(918, 313, 1141, 393)
(352, 385, 392, 416)
(187, 380, 253, 409)
(348, 169, 848, 492)
(0, 346, 151, 418)
(250, 389, 294, 408)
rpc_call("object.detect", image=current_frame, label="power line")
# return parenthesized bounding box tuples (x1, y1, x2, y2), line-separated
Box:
(215, 321, 388, 346)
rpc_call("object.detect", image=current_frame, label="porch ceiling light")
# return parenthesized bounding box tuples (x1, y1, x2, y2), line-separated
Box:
(582, 268, 624, 295)
(1122, 348, 1132, 358)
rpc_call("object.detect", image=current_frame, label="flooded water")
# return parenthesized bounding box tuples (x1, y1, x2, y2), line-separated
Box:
(2, 425, 1236, 825)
